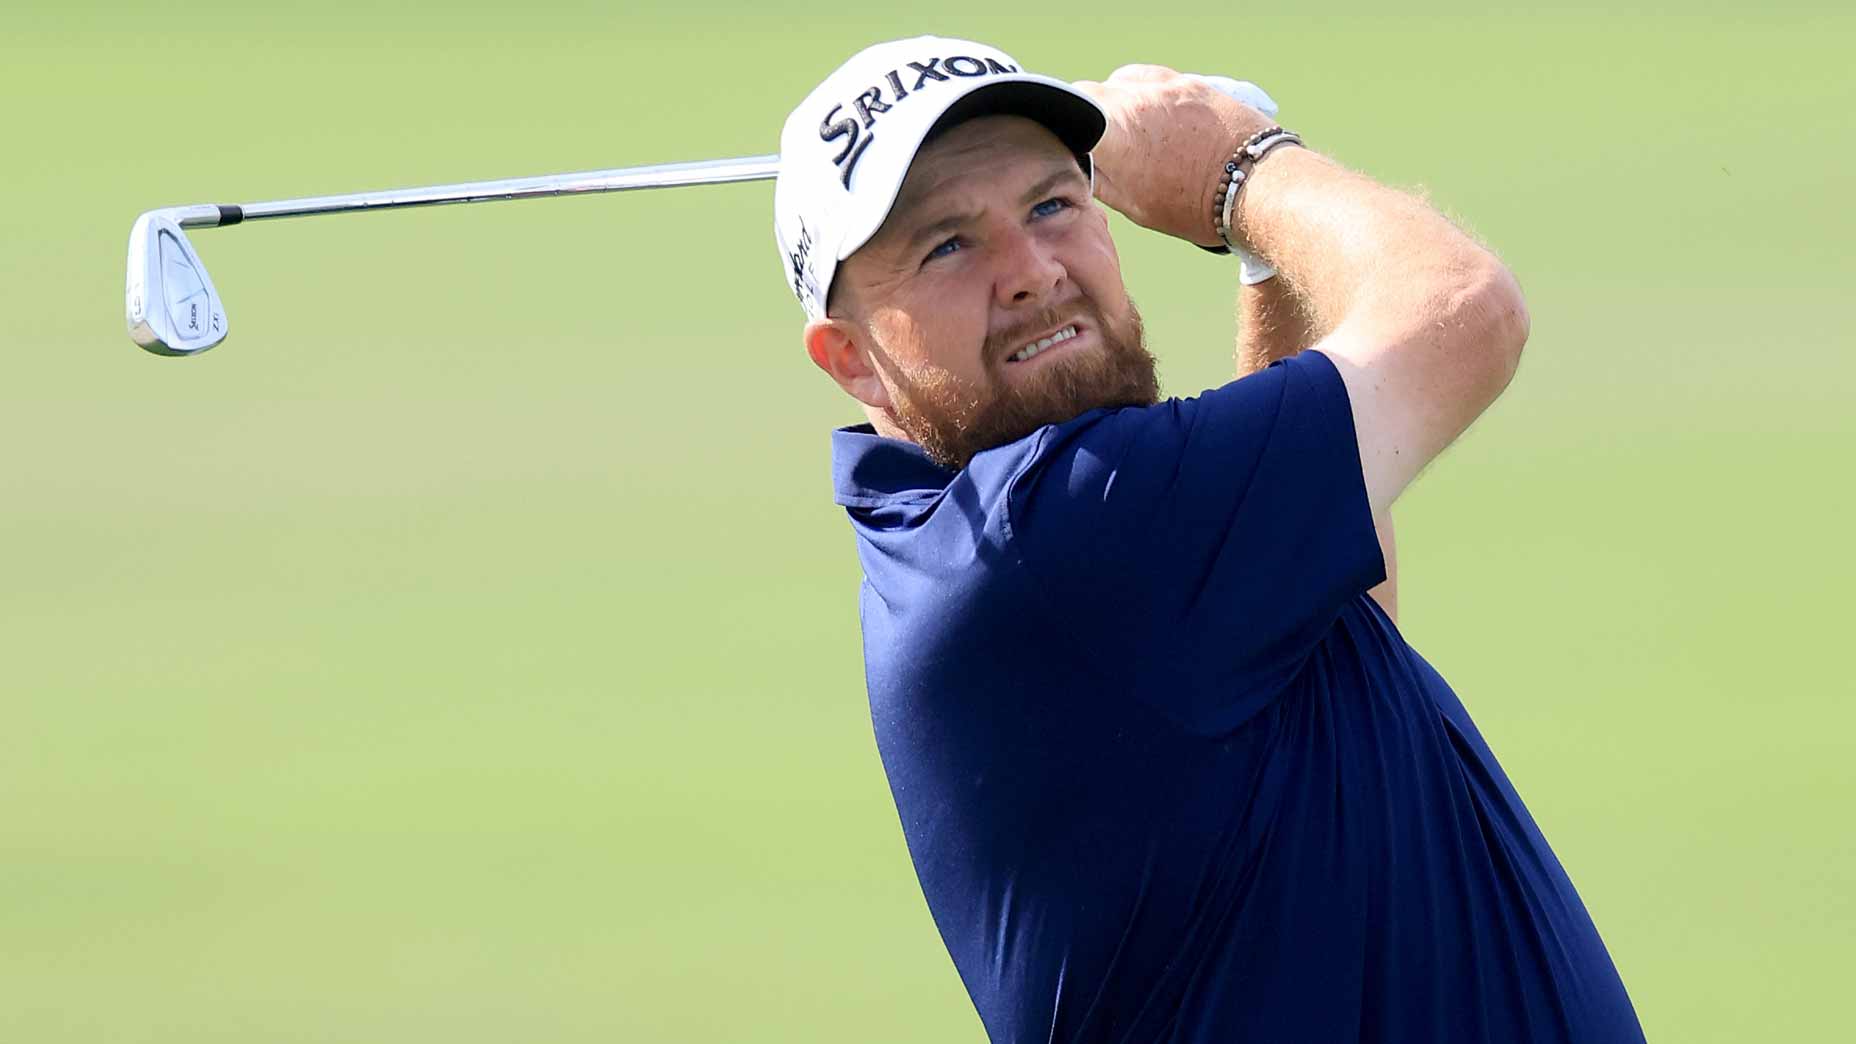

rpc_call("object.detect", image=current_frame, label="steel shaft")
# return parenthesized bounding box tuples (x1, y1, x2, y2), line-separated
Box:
(171, 154, 782, 229)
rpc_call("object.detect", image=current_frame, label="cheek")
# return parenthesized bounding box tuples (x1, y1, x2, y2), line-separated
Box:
(868, 309, 924, 365)
(873, 304, 987, 379)
(1078, 212, 1124, 281)
(1080, 248, 1122, 294)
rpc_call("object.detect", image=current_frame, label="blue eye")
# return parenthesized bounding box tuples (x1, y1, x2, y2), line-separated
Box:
(1031, 197, 1071, 219)
(925, 237, 961, 262)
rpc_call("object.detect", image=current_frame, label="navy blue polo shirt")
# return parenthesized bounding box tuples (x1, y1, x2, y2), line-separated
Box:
(831, 350, 1643, 1043)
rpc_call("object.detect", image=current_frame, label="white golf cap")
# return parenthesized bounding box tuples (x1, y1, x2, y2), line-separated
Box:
(773, 36, 1106, 319)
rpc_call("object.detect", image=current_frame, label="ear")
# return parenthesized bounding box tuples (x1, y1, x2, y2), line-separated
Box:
(805, 317, 893, 411)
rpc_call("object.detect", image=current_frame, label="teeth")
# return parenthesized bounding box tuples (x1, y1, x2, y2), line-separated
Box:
(1009, 325, 1077, 363)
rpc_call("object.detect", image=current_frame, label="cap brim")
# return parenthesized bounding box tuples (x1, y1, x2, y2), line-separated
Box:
(834, 75, 1108, 264)
(925, 79, 1106, 169)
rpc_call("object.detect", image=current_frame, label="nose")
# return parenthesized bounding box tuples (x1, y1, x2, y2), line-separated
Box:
(993, 227, 1065, 309)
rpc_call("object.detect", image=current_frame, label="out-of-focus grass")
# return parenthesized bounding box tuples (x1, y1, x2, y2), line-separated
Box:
(3, 3, 1851, 1041)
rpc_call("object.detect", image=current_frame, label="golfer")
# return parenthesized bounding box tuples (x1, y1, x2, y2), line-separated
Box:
(774, 36, 1644, 1043)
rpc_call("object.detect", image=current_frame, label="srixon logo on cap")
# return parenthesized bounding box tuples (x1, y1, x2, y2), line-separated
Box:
(819, 54, 1020, 188)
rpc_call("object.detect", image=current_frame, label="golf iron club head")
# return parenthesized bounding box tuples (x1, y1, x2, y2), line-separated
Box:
(126, 210, 227, 356)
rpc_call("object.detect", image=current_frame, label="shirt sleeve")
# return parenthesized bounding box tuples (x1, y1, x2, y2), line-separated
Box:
(1006, 349, 1385, 734)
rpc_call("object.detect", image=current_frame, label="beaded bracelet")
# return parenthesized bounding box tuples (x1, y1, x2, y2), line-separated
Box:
(1210, 125, 1304, 253)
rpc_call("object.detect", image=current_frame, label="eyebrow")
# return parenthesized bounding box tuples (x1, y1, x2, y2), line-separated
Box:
(897, 162, 1088, 254)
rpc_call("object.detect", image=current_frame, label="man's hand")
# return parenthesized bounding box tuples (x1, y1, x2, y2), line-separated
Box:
(1073, 66, 1276, 247)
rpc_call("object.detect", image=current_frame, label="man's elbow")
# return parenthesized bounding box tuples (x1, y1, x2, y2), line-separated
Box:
(1452, 256, 1530, 402)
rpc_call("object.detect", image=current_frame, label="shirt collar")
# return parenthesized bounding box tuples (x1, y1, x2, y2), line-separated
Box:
(830, 424, 956, 507)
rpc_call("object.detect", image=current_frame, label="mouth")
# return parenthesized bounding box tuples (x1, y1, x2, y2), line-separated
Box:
(1005, 322, 1083, 364)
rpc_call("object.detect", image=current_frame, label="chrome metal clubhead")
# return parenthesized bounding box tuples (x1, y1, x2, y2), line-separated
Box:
(126, 210, 228, 356)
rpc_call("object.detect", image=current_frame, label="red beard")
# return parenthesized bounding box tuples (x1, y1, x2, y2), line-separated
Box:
(884, 297, 1159, 471)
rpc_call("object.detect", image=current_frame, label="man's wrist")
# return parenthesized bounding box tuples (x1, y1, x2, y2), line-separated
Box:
(1213, 127, 1302, 249)
(1231, 141, 1327, 264)
(1204, 126, 1303, 281)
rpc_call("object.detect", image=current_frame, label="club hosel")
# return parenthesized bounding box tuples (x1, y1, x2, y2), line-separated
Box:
(159, 204, 239, 229)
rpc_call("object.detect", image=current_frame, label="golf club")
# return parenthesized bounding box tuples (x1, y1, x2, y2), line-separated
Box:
(123, 75, 1273, 358)
(124, 154, 780, 357)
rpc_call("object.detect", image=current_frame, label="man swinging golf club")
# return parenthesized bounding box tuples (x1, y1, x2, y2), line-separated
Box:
(776, 35, 1644, 1043)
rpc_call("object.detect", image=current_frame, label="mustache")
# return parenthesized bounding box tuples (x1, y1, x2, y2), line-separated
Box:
(985, 300, 1096, 359)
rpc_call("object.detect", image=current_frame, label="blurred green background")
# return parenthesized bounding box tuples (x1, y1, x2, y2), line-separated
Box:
(4, 0, 1851, 1039)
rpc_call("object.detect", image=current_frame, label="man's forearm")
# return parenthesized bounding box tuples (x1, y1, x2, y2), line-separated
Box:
(1235, 278, 1320, 377)
(1234, 148, 1493, 335)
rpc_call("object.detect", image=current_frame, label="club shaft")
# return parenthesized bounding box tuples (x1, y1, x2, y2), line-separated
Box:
(173, 154, 780, 228)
